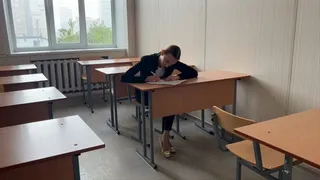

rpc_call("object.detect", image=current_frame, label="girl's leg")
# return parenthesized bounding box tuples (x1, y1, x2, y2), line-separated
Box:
(162, 115, 175, 151)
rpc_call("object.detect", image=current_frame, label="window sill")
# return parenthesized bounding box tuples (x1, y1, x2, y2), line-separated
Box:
(7, 48, 127, 57)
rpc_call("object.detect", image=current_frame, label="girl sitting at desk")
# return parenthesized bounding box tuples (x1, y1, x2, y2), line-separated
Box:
(121, 45, 198, 158)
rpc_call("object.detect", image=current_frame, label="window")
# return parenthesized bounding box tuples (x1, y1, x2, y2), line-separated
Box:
(6, 0, 115, 52)
(10, 0, 49, 48)
(85, 0, 113, 45)
(53, 0, 80, 44)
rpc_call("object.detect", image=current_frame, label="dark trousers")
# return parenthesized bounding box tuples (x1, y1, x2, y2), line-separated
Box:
(136, 90, 175, 131)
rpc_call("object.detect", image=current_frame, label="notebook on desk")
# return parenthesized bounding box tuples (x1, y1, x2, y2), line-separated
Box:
(148, 80, 186, 85)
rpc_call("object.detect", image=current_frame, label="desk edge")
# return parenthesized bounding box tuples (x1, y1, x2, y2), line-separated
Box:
(0, 144, 105, 172)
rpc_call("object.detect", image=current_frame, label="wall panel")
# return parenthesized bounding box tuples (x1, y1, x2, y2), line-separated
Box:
(135, 0, 160, 56)
(289, 0, 320, 113)
(205, 0, 297, 121)
(158, 0, 206, 69)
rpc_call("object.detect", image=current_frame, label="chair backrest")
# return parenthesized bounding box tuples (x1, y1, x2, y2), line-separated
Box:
(212, 106, 255, 139)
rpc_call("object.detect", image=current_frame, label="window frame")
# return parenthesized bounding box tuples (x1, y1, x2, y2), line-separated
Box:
(5, 0, 116, 52)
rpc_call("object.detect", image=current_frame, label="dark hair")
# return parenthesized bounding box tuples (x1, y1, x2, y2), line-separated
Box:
(163, 45, 181, 60)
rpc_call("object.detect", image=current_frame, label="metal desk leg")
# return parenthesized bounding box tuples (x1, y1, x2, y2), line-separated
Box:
(195, 109, 214, 135)
(109, 75, 114, 126)
(236, 157, 242, 180)
(106, 75, 118, 133)
(136, 91, 157, 169)
(253, 141, 263, 170)
(148, 91, 156, 167)
(131, 105, 143, 143)
(48, 102, 53, 119)
(141, 92, 147, 156)
(232, 80, 238, 115)
(172, 115, 186, 139)
(80, 66, 86, 104)
(112, 75, 120, 134)
(102, 83, 108, 102)
(212, 114, 228, 151)
(86, 66, 94, 113)
(72, 155, 81, 180)
(283, 155, 293, 180)
(126, 85, 132, 103)
(132, 105, 138, 120)
(138, 107, 142, 141)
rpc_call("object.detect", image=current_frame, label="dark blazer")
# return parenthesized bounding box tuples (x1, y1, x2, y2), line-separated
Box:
(121, 53, 198, 83)
(121, 53, 198, 104)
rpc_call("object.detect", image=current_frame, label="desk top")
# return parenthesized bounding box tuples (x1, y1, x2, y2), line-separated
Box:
(78, 57, 140, 66)
(235, 108, 320, 169)
(0, 87, 66, 108)
(96, 66, 131, 75)
(0, 64, 37, 72)
(0, 115, 105, 170)
(0, 73, 47, 85)
(129, 70, 250, 91)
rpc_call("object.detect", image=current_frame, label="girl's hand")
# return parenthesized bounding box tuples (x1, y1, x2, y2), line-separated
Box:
(165, 75, 180, 81)
(146, 76, 161, 82)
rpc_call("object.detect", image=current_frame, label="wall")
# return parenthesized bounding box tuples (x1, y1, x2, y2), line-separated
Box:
(135, 0, 206, 70)
(289, 0, 320, 113)
(205, 0, 297, 120)
(135, 0, 320, 122)
(0, 0, 135, 65)
(135, 0, 159, 56)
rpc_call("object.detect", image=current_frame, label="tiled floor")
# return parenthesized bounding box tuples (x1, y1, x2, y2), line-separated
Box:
(54, 94, 320, 180)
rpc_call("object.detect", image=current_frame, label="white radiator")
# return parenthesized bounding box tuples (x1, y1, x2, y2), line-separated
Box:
(31, 58, 103, 93)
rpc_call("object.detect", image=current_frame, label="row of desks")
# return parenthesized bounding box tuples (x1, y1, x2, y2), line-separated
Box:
(95, 64, 320, 180)
(2, 61, 319, 180)
(78, 58, 140, 113)
(0, 64, 105, 180)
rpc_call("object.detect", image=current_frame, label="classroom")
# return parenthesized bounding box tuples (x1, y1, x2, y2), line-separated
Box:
(0, 0, 319, 180)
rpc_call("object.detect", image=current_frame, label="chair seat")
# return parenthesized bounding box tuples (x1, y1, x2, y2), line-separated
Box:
(81, 74, 106, 84)
(227, 140, 300, 170)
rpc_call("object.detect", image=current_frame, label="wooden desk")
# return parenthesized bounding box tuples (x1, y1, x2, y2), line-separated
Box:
(96, 66, 132, 134)
(0, 73, 47, 92)
(0, 64, 37, 77)
(0, 115, 105, 180)
(77, 58, 139, 113)
(78, 58, 140, 66)
(235, 108, 320, 180)
(128, 70, 250, 168)
(0, 87, 66, 128)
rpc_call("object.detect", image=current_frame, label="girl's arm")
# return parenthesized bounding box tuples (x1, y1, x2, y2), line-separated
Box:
(121, 57, 148, 83)
(173, 61, 198, 80)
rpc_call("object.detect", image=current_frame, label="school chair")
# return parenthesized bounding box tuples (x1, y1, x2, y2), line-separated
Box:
(211, 106, 301, 180)
(211, 106, 255, 151)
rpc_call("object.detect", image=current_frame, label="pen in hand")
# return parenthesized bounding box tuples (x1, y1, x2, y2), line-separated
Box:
(148, 71, 161, 82)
